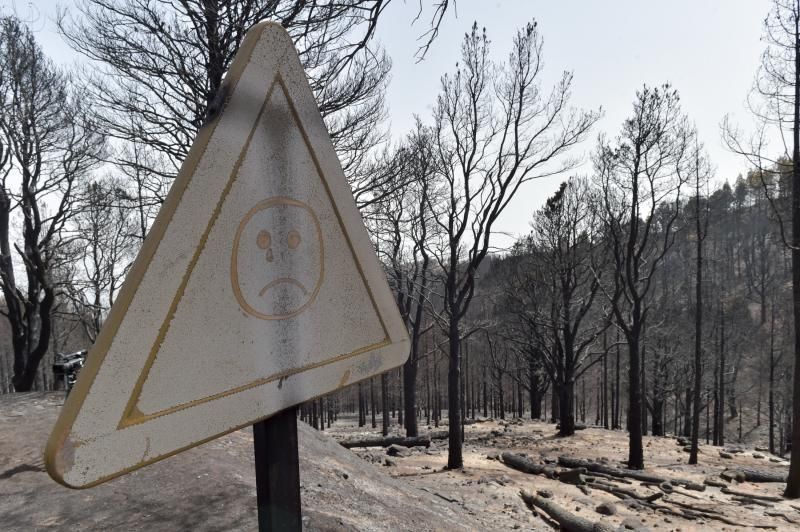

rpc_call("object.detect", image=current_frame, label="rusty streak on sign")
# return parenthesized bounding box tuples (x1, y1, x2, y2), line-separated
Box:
(45, 22, 409, 489)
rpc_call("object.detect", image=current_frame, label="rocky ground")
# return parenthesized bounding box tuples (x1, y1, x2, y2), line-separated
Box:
(327, 415, 799, 531)
(2, 392, 799, 531)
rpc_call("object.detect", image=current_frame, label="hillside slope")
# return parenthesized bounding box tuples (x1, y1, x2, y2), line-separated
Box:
(0, 392, 482, 531)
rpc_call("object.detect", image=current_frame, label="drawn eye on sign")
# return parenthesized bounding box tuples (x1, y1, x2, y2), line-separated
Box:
(231, 197, 324, 320)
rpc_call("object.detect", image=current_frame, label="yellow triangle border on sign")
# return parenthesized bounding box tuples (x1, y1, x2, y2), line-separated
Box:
(116, 73, 390, 430)
(45, 21, 409, 489)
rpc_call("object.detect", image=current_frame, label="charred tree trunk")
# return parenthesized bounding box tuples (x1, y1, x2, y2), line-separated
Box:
(382, 372, 390, 437)
(558, 377, 576, 437)
(461, 343, 466, 442)
(529, 360, 542, 420)
(497, 368, 505, 420)
(706, 387, 711, 444)
(551, 384, 559, 423)
(690, 175, 704, 464)
(595, 372, 602, 426)
(614, 332, 621, 430)
(370, 377, 377, 429)
(683, 386, 692, 438)
(580, 376, 586, 422)
(397, 367, 404, 427)
(651, 398, 664, 437)
(627, 319, 644, 469)
(446, 314, 462, 469)
(770, 302, 777, 455)
(758, 373, 763, 427)
(471, 365, 476, 420)
(712, 357, 719, 446)
(786, 3, 800, 499)
(358, 382, 365, 427)
(641, 341, 647, 436)
(603, 347, 609, 429)
(719, 308, 726, 447)
(433, 349, 440, 427)
(403, 356, 418, 436)
(425, 348, 431, 426)
(738, 401, 743, 442)
(482, 363, 488, 418)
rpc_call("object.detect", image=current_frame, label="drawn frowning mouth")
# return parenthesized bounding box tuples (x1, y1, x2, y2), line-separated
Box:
(259, 277, 309, 297)
(231, 197, 324, 320)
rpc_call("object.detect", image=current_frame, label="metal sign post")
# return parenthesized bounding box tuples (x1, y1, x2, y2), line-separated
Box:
(253, 408, 302, 531)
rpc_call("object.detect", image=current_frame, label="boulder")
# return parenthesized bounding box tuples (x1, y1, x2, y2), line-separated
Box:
(386, 444, 411, 457)
(596, 502, 617, 516)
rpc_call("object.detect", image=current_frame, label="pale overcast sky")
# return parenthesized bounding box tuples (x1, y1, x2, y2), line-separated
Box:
(2, 0, 775, 247)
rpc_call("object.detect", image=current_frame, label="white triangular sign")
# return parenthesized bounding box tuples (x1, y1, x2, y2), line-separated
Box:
(46, 22, 409, 489)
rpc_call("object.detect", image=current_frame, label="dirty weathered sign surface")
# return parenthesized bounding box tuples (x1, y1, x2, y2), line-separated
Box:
(45, 22, 409, 489)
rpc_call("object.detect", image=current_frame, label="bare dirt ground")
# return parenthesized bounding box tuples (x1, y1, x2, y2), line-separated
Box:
(3, 392, 799, 531)
(0, 393, 479, 531)
(327, 415, 800, 531)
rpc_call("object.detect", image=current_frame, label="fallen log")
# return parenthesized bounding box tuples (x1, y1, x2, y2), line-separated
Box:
(555, 423, 588, 431)
(558, 456, 668, 484)
(637, 495, 778, 529)
(589, 471, 633, 484)
(729, 495, 774, 507)
(704, 478, 728, 488)
(584, 478, 663, 502)
(340, 435, 431, 449)
(508, 454, 774, 529)
(663, 498, 723, 515)
(720, 467, 787, 483)
(640, 480, 671, 492)
(765, 510, 800, 525)
(643, 482, 702, 499)
(505, 454, 671, 507)
(557, 466, 588, 485)
(721, 486, 783, 501)
(653, 501, 777, 529)
(669, 487, 702, 499)
(723, 447, 746, 454)
(610, 494, 763, 529)
(432, 491, 460, 504)
(501, 452, 559, 478)
(648, 502, 696, 520)
(558, 456, 663, 483)
(519, 489, 615, 532)
(557, 456, 703, 490)
(341, 430, 450, 449)
(680, 480, 706, 492)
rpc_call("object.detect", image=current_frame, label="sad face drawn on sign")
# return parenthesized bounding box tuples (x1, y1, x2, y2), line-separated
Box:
(231, 197, 324, 319)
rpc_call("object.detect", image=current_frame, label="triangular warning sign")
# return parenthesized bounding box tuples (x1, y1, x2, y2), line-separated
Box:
(45, 22, 409, 489)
